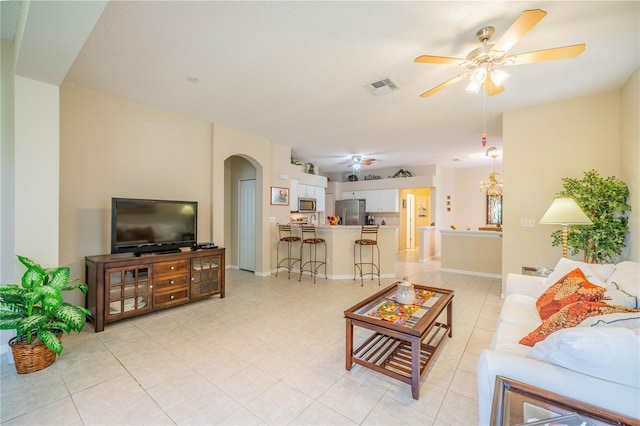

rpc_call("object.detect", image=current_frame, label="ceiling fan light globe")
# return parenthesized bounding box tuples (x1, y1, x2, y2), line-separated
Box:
(490, 69, 509, 87)
(465, 80, 482, 93)
(470, 67, 487, 82)
(352, 163, 361, 170)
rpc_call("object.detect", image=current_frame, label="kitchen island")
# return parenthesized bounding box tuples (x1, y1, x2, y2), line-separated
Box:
(440, 229, 502, 278)
(310, 225, 398, 280)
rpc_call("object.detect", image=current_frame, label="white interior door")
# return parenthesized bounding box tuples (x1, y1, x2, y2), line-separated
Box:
(406, 193, 415, 249)
(239, 179, 256, 271)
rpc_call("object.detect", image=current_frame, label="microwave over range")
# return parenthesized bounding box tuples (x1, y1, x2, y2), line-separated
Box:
(298, 198, 317, 213)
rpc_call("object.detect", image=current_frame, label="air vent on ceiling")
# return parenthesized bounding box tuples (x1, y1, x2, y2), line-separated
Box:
(363, 78, 399, 96)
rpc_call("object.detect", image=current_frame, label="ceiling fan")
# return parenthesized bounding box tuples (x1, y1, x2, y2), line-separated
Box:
(346, 155, 376, 170)
(414, 9, 586, 98)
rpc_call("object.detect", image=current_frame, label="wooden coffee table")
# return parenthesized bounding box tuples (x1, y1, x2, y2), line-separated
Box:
(344, 283, 453, 399)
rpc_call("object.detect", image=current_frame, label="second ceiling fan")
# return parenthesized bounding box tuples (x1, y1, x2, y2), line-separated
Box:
(347, 155, 376, 169)
(414, 9, 586, 98)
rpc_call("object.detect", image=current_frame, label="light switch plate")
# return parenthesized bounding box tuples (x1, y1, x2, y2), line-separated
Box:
(520, 218, 535, 227)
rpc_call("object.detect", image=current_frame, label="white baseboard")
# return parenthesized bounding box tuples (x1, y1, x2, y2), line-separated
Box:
(440, 267, 502, 279)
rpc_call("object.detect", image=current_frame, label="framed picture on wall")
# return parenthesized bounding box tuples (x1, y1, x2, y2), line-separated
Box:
(270, 187, 289, 205)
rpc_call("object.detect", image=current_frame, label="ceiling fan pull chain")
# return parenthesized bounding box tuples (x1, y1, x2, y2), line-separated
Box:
(482, 90, 487, 147)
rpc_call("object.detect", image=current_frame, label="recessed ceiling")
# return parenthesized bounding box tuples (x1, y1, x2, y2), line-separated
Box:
(24, 1, 638, 173)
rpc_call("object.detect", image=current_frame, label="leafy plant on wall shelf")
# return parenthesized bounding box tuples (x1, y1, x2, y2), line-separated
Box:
(290, 155, 304, 166)
(551, 169, 630, 263)
(0, 255, 90, 373)
(392, 169, 412, 178)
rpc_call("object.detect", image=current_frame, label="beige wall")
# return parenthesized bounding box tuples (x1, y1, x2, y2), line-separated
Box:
(60, 86, 296, 287)
(620, 68, 639, 262)
(60, 84, 213, 304)
(16, 76, 60, 266)
(1, 39, 16, 284)
(502, 80, 639, 285)
(212, 124, 296, 276)
(454, 166, 499, 230)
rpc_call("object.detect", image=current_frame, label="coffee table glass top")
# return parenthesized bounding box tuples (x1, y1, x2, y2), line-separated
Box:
(347, 283, 448, 330)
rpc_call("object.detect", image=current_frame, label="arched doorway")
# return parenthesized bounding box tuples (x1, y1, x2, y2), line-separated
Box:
(224, 155, 261, 272)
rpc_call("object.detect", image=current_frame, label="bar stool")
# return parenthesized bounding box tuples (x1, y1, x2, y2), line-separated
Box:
(354, 225, 380, 286)
(299, 225, 326, 283)
(275, 223, 301, 279)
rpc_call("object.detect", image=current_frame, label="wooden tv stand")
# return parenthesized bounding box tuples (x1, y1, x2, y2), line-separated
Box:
(85, 248, 225, 332)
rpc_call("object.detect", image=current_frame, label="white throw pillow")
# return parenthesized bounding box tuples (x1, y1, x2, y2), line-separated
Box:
(528, 327, 640, 388)
(543, 258, 615, 288)
(578, 312, 640, 329)
(606, 261, 640, 298)
(603, 283, 638, 308)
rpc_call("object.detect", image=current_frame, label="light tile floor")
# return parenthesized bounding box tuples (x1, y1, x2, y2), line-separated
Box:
(0, 251, 502, 425)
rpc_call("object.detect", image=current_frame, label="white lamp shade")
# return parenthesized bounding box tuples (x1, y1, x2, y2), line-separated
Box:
(539, 198, 593, 225)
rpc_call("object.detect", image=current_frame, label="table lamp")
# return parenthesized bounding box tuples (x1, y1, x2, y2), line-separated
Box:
(539, 197, 593, 258)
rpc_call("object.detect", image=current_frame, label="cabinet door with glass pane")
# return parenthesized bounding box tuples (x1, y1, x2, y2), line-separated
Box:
(105, 266, 151, 320)
(190, 253, 223, 299)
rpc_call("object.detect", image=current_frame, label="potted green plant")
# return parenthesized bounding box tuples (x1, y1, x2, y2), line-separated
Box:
(0, 255, 90, 373)
(392, 169, 412, 178)
(550, 169, 631, 263)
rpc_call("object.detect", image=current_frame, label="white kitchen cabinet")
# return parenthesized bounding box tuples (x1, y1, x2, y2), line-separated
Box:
(345, 189, 399, 213)
(370, 189, 399, 212)
(289, 179, 298, 212)
(315, 186, 325, 212)
(342, 191, 367, 200)
(298, 184, 314, 198)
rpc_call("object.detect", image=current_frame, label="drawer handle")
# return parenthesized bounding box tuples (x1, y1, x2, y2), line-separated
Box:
(170, 295, 175, 299)
(150, 285, 153, 289)
(170, 266, 175, 270)
(170, 280, 175, 284)
(191, 277, 195, 281)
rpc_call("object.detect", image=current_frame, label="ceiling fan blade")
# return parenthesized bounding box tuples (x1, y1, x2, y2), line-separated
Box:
(485, 75, 505, 96)
(506, 44, 586, 65)
(362, 159, 375, 165)
(419, 73, 467, 98)
(491, 9, 547, 55)
(414, 55, 466, 65)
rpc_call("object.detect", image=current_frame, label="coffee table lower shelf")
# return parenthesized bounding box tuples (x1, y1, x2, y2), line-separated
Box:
(352, 322, 450, 388)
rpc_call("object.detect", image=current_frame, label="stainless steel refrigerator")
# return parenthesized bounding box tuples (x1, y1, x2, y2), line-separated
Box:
(335, 199, 366, 225)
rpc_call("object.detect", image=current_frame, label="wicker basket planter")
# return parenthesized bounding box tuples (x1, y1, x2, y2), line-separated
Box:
(9, 332, 61, 374)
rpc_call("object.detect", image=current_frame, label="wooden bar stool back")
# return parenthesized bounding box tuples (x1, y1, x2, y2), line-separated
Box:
(275, 223, 301, 279)
(354, 225, 381, 286)
(299, 225, 327, 283)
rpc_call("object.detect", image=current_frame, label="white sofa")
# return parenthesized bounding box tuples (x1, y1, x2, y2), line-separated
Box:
(477, 259, 640, 425)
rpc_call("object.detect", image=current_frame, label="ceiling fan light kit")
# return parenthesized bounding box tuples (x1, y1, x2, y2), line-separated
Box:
(346, 155, 376, 169)
(415, 9, 585, 98)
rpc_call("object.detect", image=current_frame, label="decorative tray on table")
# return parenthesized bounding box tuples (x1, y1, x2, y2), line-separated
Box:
(367, 289, 436, 325)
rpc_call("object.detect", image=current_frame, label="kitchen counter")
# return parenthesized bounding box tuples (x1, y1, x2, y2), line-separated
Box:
(300, 225, 398, 279)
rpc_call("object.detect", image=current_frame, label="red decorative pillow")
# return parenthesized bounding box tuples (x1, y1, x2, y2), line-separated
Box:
(536, 268, 606, 320)
(520, 301, 640, 346)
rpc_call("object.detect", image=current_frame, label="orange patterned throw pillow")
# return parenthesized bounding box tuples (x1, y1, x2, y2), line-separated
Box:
(520, 301, 640, 346)
(536, 268, 606, 320)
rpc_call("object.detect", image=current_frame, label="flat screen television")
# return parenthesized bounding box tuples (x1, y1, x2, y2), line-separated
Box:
(111, 198, 197, 255)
